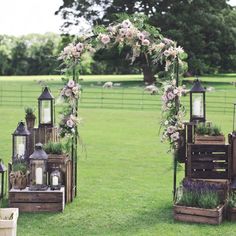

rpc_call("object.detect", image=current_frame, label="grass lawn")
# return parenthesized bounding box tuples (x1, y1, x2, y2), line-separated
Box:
(0, 74, 235, 235)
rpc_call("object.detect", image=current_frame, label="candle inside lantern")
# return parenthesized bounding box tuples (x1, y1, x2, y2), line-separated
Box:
(52, 176, 58, 186)
(43, 108, 51, 123)
(36, 167, 43, 185)
(18, 143, 25, 156)
(193, 97, 202, 116)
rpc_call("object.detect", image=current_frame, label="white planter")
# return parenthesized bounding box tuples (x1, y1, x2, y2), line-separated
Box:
(0, 208, 19, 236)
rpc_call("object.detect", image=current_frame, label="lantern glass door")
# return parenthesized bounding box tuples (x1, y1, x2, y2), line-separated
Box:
(40, 100, 51, 124)
(192, 93, 204, 118)
(14, 136, 26, 159)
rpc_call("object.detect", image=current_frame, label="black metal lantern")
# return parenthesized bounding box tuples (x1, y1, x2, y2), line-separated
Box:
(38, 87, 54, 127)
(50, 165, 62, 190)
(29, 143, 48, 191)
(0, 160, 6, 199)
(190, 79, 206, 122)
(12, 121, 30, 162)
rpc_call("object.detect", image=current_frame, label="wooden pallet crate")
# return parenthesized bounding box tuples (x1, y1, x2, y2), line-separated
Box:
(195, 135, 225, 145)
(187, 144, 231, 179)
(9, 187, 64, 213)
(174, 203, 225, 225)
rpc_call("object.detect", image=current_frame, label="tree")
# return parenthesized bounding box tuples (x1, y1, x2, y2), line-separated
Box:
(56, 0, 236, 75)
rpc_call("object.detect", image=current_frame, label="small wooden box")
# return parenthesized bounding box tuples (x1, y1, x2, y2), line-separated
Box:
(9, 187, 64, 213)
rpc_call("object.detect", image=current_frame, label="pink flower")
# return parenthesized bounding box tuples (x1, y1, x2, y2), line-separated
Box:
(101, 35, 110, 44)
(167, 92, 175, 100)
(125, 29, 133, 39)
(66, 119, 74, 128)
(142, 39, 150, 46)
(171, 132, 179, 141)
(167, 126, 175, 134)
(67, 80, 75, 88)
(173, 89, 179, 95)
(163, 50, 170, 57)
(162, 95, 167, 102)
(137, 32, 145, 41)
(121, 19, 132, 28)
(76, 43, 84, 52)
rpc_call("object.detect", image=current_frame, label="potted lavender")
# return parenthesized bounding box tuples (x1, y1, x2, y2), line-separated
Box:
(174, 179, 227, 224)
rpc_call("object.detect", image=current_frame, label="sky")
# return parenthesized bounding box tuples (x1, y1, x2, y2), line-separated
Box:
(0, 0, 236, 36)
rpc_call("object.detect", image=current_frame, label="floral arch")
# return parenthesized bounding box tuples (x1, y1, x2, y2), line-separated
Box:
(58, 16, 186, 174)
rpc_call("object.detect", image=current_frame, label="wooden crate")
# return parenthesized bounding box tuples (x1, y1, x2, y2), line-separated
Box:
(47, 154, 73, 203)
(187, 144, 231, 179)
(228, 133, 236, 177)
(174, 204, 225, 225)
(195, 135, 225, 145)
(227, 207, 236, 221)
(9, 187, 64, 213)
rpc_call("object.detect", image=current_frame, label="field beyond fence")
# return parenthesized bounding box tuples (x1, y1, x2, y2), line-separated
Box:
(0, 84, 235, 114)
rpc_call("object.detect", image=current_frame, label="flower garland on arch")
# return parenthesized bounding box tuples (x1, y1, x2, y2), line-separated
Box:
(58, 16, 186, 151)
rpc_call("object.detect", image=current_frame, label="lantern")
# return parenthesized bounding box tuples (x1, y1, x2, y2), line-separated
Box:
(0, 160, 6, 199)
(12, 121, 30, 162)
(29, 143, 48, 191)
(50, 165, 62, 190)
(190, 79, 206, 122)
(38, 87, 54, 127)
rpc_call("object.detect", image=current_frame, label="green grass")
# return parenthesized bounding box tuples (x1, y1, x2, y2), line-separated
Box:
(0, 74, 235, 235)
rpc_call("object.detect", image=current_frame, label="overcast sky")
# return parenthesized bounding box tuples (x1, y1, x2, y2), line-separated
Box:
(0, 0, 236, 36)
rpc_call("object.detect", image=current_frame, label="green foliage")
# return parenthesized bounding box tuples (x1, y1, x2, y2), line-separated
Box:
(229, 192, 236, 208)
(195, 123, 222, 136)
(44, 141, 64, 155)
(12, 162, 27, 174)
(24, 106, 35, 115)
(198, 191, 220, 209)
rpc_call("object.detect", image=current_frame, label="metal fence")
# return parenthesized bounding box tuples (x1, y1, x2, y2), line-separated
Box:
(0, 85, 235, 113)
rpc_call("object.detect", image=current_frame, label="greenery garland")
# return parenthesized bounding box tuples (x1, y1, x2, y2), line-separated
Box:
(58, 14, 186, 151)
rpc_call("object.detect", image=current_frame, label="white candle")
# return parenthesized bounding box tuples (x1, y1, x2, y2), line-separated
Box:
(52, 176, 58, 186)
(43, 108, 51, 123)
(193, 97, 202, 116)
(18, 143, 25, 156)
(36, 167, 43, 185)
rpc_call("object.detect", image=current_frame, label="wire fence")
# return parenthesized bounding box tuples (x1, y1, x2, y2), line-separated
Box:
(0, 85, 235, 113)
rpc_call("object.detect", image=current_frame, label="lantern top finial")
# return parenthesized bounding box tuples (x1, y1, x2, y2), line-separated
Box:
(190, 79, 205, 93)
(13, 121, 30, 136)
(38, 86, 54, 100)
(30, 143, 48, 160)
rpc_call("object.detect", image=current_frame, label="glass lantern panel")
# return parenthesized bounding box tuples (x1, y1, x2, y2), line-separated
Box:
(30, 160, 47, 186)
(14, 136, 26, 159)
(192, 93, 204, 118)
(40, 100, 51, 124)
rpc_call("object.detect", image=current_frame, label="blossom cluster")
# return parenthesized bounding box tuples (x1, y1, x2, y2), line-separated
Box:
(59, 42, 94, 62)
(161, 80, 185, 149)
(59, 113, 79, 137)
(60, 79, 81, 100)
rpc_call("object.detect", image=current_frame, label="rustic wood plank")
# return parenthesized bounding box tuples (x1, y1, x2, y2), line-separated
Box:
(9, 202, 63, 212)
(189, 144, 229, 152)
(174, 213, 222, 225)
(191, 161, 228, 170)
(191, 170, 228, 179)
(9, 192, 62, 203)
(191, 154, 227, 160)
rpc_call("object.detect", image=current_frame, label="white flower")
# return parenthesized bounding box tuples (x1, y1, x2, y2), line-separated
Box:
(156, 42, 165, 50)
(119, 28, 126, 36)
(67, 80, 75, 88)
(173, 89, 179, 95)
(163, 50, 170, 57)
(72, 86, 79, 95)
(121, 19, 132, 28)
(142, 39, 150, 46)
(65, 89, 72, 97)
(76, 43, 84, 52)
(66, 119, 74, 128)
(176, 46, 184, 54)
(101, 34, 110, 44)
(164, 120, 169, 126)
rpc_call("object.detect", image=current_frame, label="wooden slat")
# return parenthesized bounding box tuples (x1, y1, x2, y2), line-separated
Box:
(174, 213, 222, 225)
(9, 202, 63, 212)
(189, 144, 229, 152)
(9, 192, 62, 203)
(191, 154, 227, 160)
(191, 161, 228, 170)
(191, 170, 228, 179)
